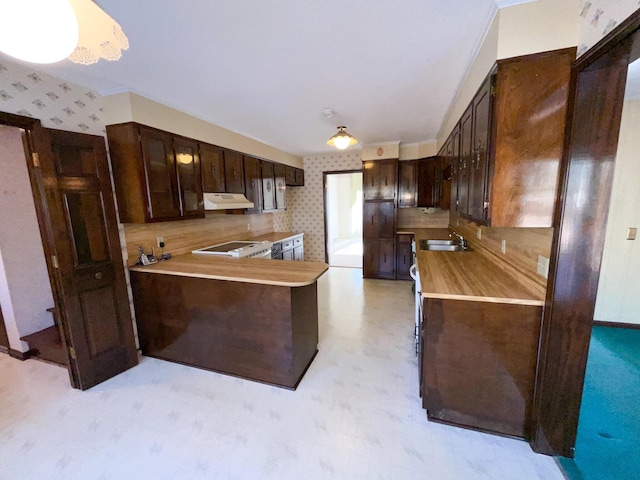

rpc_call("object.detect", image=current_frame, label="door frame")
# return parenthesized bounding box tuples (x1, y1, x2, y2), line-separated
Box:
(530, 9, 640, 456)
(322, 169, 363, 264)
(0, 111, 77, 385)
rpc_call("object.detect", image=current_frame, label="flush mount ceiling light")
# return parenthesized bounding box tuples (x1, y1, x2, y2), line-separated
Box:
(0, 0, 128, 65)
(327, 126, 358, 150)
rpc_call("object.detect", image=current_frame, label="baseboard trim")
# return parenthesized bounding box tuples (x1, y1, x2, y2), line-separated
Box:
(593, 320, 640, 330)
(8, 348, 33, 360)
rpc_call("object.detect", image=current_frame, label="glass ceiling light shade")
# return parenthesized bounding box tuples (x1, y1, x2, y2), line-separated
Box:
(0, 0, 79, 64)
(67, 0, 129, 65)
(327, 126, 358, 150)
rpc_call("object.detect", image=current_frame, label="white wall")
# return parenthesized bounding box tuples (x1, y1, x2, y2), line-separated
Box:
(578, 1, 640, 56)
(594, 99, 640, 325)
(0, 126, 55, 351)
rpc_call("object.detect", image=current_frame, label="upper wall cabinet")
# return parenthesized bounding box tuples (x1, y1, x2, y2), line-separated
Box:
(261, 160, 277, 212)
(244, 155, 262, 213)
(398, 160, 417, 208)
(224, 150, 245, 194)
(285, 166, 305, 187)
(107, 123, 204, 223)
(274, 163, 287, 210)
(200, 143, 226, 193)
(443, 47, 574, 228)
(363, 159, 397, 201)
(417, 157, 440, 208)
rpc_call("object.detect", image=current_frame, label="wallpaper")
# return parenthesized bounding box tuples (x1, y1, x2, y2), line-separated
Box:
(578, 0, 640, 55)
(0, 57, 104, 136)
(289, 151, 362, 263)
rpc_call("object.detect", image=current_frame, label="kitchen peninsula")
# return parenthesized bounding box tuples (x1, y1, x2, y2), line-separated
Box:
(130, 248, 328, 390)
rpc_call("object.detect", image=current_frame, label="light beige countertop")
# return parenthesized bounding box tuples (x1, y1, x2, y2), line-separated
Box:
(130, 231, 326, 287)
(412, 229, 545, 306)
(130, 253, 327, 287)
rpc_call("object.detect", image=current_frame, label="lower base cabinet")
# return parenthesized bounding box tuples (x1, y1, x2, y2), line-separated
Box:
(272, 235, 304, 261)
(421, 298, 542, 439)
(396, 234, 413, 280)
(363, 238, 396, 279)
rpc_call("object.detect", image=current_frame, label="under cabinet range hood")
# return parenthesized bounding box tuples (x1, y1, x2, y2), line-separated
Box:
(203, 193, 254, 210)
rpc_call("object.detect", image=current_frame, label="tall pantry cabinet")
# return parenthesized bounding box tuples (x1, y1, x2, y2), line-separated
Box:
(363, 159, 398, 279)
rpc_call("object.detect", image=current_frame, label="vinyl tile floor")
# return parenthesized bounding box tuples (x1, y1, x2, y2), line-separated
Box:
(0, 267, 563, 480)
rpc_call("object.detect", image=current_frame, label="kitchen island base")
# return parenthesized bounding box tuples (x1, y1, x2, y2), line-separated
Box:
(131, 271, 319, 389)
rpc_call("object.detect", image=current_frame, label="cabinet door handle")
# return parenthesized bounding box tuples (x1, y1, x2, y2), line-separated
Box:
(384, 253, 387, 262)
(371, 215, 374, 224)
(233, 166, 238, 180)
(95, 272, 104, 280)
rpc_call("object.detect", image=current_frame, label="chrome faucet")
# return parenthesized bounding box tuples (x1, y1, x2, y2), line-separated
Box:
(450, 232, 468, 249)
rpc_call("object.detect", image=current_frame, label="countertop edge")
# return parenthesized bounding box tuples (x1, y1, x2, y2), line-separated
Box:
(421, 292, 544, 306)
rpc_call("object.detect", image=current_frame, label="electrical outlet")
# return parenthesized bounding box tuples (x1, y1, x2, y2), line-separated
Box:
(156, 236, 164, 247)
(477, 228, 482, 240)
(627, 227, 637, 240)
(501, 239, 507, 254)
(247, 223, 251, 231)
(537, 255, 550, 278)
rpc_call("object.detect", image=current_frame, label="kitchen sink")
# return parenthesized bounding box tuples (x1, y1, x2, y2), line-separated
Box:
(419, 239, 469, 252)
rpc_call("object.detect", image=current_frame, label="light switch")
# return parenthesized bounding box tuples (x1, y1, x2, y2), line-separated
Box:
(627, 227, 637, 240)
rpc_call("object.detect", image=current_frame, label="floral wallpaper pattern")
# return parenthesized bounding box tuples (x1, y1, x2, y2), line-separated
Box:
(288, 152, 362, 263)
(0, 57, 104, 136)
(578, 0, 640, 56)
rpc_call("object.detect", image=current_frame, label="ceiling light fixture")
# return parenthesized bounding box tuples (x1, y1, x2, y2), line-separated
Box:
(327, 126, 358, 150)
(0, 0, 79, 64)
(0, 0, 128, 65)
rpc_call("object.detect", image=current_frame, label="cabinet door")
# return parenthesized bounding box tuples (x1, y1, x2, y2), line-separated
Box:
(293, 246, 304, 261)
(458, 105, 473, 219)
(363, 159, 397, 200)
(243, 156, 262, 213)
(261, 161, 276, 211)
(173, 137, 204, 218)
(274, 164, 287, 209)
(440, 135, 453, 210)
(378, 239, 396, 278)
(396, 235, 413, 280)
(294, 168, 305, 186)
(139, 128, 180, 220)
(285, 166, 296, 185)
(398, 160, 417, 208)
(363, 238, 380, 278)
(363, 202, 395, 238)
(224, 150, 245, 193)
(417, 157, 439, 208)
(200, 143, 225, 192)
(468, 76, 493, 223)
(451, 125, 460, 214)
(283, 249, 295, 261)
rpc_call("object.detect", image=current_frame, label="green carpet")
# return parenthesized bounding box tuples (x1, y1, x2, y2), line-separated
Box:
(559, 325, 640, 480)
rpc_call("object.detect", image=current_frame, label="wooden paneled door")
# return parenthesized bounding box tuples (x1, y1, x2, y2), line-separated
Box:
(458, 105, 473, 219)
(40, 129, 138, 389)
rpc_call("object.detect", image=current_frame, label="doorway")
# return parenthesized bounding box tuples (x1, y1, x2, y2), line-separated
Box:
(323, 170, 363, 268)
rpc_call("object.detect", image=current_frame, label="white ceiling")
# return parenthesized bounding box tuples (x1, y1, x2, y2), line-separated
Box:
(33, 0, 523, 156)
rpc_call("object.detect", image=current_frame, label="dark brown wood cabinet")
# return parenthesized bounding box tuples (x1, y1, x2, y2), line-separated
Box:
(398, 160, 417, 208)
(363, 159, 397, 201)
(106, 123, 204, 223)
(363, 158, 398, 279)
(417, 157, 440, 208)
(422, 298, 542, 439)
(468, 75, 493, 223)
(274, 163, 287, 210)
(224, 150, 245, 194)
(261, 161, 276, 211)
(173, 137, 204, 218)
(442, 48, 573, 227)
(0, 305, 8, 350)
(285, 166, 305, 187)
(363, 201, 395, 238)
(458, 105, 473, 219)
(243, 155, 262, 213)
(396, 234, 413, 280)
(363, 238, 396, 279)
(200, 143, 225, 192)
